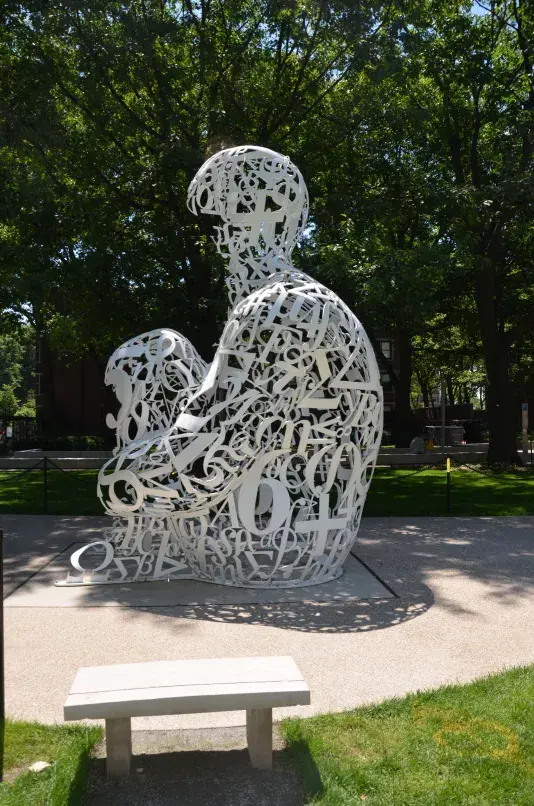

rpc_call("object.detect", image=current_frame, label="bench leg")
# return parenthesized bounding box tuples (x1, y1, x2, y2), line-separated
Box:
(105, 718, 132, 778)
(246, 708, 272, 770)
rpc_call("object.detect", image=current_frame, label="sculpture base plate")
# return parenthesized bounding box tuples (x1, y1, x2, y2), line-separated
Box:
(55, 556, 344, 590)
(5, 545, 393, 608)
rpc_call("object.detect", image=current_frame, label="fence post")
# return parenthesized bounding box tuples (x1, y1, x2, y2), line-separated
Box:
(446, 455, 451, 513)
(43, 456, 48, 514)
(0, 528, 4, 782)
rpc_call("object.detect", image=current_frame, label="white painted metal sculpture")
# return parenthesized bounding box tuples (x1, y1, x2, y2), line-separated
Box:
(64, 146, 383, 588)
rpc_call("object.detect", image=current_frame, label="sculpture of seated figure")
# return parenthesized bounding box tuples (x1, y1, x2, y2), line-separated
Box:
(70, 146, 383, 588)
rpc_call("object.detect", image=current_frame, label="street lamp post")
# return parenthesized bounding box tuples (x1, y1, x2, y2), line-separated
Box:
(0, 528, 4, 782)
(441, 374, 446, 455)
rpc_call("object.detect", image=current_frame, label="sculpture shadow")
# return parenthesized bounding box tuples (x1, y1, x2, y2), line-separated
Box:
(83, 747, 309, 806)
(120, 514, 534, 633)
(141, 593, 432, 635)
(1, 512, 434, 635)
(356, 515, 534, 613)
(5, 514, 533, 638)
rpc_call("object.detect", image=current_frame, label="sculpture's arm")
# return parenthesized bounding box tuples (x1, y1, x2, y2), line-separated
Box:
(105, 328, 209, 452)
(97, 289, 286, 516)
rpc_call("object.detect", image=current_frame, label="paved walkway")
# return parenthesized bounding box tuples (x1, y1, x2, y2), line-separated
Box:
(1, 514, 533, 731)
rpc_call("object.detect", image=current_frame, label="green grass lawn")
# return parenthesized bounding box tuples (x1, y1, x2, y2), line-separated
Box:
(283, 665, 534, 806)
(0, 466, 533, 516)
(0, 470, 102, 515)
(0, 720, 102, 806)
(365, 467, 534, 516)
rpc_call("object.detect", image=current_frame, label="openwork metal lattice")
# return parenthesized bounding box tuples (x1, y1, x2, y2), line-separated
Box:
(64, 146, 383, 588)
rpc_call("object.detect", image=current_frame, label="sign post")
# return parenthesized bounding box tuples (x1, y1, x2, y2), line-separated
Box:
(441, 375, 446, 454)
(0, 528, 4, 782)
(446, 456, 451, 513)
(522, 403, 529, 465)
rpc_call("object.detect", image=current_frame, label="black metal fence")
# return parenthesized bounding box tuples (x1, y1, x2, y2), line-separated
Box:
(0, 453, 533, 516)
(0, 415, 38, 449)
(376, 452, 534, 513)
(0, 457, 97, 514)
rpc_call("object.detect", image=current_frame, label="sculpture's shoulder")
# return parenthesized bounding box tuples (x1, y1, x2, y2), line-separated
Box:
(229, 269, 362, 331)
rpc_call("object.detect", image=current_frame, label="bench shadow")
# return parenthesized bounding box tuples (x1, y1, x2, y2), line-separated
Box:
(68, 745, 95, 806)
(82, 747, 311, 806)
(283, 738, 324, 801)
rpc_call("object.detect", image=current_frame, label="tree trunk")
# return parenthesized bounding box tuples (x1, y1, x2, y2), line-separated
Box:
(415, 369, 430, 409)
(475, 270, 519, 464)
(421, 383, 430, 410)
(463, 384, 470, 406)
(485, 344, 519, 464)
(446, 376, 455, 407)
(391, 325, 418, 448)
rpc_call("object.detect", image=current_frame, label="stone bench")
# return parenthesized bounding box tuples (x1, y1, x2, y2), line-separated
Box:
(64, 655, 310, 777)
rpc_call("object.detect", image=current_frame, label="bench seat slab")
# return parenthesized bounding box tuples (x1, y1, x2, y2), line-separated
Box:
(64, 656, 310, 721)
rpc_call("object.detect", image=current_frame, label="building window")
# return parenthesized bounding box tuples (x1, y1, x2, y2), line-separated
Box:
(379, 339, 393, 360)
(35, 373, 43, 396)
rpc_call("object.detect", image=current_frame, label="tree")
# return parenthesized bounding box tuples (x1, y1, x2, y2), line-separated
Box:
(305, 0, 534, 457)
(398, 0, 534, 462)
(0, 0, 389, 359)
(0, 384, 18, 416)
(297, 40, 454, 446)
(411, 322, 487, 410)
(1, 1, 532, 462)
(0, 327, 36, 415)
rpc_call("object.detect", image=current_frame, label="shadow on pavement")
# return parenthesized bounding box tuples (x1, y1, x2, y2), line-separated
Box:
(0, 514, 108, 596)
(82, 748, 306, 806)
(2, 513, 435, 634)
(147, 594, 432, 634)
(5, 515, 534, 635)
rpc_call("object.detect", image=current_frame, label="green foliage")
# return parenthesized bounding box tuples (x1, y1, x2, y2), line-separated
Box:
(0, 327, 35, 415)
(0, 1, 532, 457)
(301, 0, 534, 457)
(0, 0, 388, 359)
(14, 392, 36, 417)
(36, 435, 105, 450)
(0, 384, 18, 415)
(283, 665, 534, 805)
(411, 321, 487, 410)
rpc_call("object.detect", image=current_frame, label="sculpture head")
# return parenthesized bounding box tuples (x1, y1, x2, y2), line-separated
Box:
(187, 146, 308, 264)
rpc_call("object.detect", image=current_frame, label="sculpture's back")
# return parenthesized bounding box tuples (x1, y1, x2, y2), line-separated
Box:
(172, 266, 383, 586)
(66, 146, 383, 588)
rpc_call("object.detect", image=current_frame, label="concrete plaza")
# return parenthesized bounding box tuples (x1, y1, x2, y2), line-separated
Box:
(2, 514, 533, 732)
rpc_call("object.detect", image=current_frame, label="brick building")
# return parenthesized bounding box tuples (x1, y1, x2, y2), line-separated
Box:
(35, 337, 110, 438)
